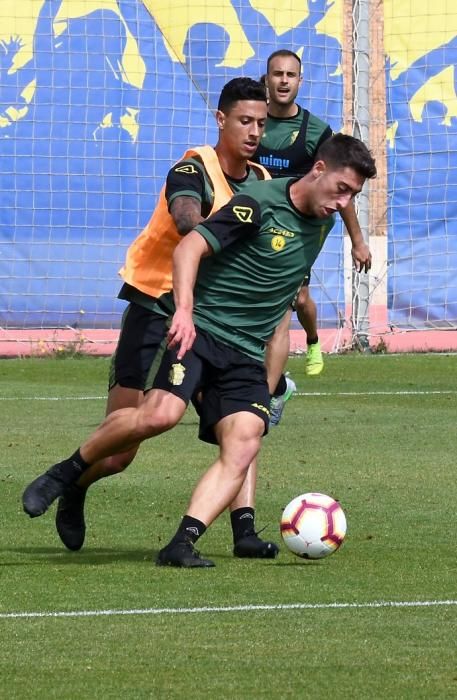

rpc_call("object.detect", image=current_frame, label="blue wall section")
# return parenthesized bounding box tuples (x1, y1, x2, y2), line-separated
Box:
(1, 0, 342, 329)
(386, 39, 457, 327)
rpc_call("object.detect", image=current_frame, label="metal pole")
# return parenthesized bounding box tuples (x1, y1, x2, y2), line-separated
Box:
(352, 0, 371, 350)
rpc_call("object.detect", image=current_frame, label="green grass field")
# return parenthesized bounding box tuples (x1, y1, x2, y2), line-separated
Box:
(1, 354, 456, 698)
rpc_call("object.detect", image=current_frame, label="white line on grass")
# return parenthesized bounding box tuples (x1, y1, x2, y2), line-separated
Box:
(296, 390, 457, 397)
(1, 600, 456, 620)
(1, 390, 457, 401)
(0, 396, 106, 401)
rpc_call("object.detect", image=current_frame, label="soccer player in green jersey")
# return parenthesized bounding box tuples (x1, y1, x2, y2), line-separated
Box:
(31, 77, 278, 559)
(254, 50, 372, 424)
(22, 133, 376, 567)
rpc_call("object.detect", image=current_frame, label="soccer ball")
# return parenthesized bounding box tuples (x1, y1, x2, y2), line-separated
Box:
(280, 492, 347, 559)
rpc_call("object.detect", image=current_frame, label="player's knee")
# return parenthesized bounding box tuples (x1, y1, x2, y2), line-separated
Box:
(221, 433, 261, 478)
(138, 402, 185, 438)
(242, 435, 262, 468)
(296, 288, 310, 311)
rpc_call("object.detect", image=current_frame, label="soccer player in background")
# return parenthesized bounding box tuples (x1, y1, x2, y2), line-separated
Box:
(23, 134, 376, 567)
(253, 50, 372, 424)
(41, 77, 278, 559)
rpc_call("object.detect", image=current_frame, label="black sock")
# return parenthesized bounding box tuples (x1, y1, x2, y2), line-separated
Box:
(307, 335, 319, 346)
(272, 374, 287, 397)
(48, 448, 91, 486)
(230, 507, 255, 544)
(69, 449, 91, 472)
(173, 515, 207, 544)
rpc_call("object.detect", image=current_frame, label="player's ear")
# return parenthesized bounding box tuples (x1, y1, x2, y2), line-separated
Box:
(313, 159, 326, 177)
(215, 109, 226, 130)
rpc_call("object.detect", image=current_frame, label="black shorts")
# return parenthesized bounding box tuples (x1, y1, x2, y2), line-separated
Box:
(152, 328, 270, 444)
(109, 303, 168, 391)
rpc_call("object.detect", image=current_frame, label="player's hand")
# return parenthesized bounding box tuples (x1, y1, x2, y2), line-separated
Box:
(351, 240, 372, 273)
(167, 308, 196, 360)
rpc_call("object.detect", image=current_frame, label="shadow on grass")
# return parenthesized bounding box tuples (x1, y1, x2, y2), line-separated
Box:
(0, 546, 155, 566)
(1, 546, 324, 568)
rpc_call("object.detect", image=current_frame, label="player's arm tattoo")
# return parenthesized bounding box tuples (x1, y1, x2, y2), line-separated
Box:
(170, 196, 204, 236)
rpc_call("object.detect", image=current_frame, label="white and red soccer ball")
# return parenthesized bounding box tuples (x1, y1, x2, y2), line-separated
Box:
(280, 492, 347, 559)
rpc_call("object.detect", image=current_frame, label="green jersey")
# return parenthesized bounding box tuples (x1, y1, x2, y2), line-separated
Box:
(165, 155, 266, 215)
(253, 106, 333, 178)
(155, 177, 334, 361)
(120, 153, 267, 310)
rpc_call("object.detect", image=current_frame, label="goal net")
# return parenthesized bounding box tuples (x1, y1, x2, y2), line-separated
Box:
(385, 2, 457, 331)
(0, 0, 344, 347)
(0, 0, 456, 354)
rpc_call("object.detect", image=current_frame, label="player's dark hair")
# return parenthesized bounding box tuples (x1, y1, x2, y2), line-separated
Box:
(316, 134, 377, 179)
(217, 77, 267, 113)
(266, 49, 301, 73)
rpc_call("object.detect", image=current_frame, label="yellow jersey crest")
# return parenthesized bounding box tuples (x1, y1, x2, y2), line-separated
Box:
(271, 235, 285, 251)
(169, 363, 186, 386)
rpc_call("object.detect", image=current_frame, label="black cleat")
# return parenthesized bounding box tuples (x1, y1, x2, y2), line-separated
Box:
(233, 531, 279, 559)
(156, 539, 215, 568)
(22, 459, 85, 518)
(55, 484, 87, 551)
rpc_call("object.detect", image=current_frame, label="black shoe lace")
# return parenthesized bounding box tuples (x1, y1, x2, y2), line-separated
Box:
(240, 524, 269, 541)
(181, 537, 202, 559)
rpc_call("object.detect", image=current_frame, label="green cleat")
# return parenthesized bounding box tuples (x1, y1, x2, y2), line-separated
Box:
(306, 341, 324, 376)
